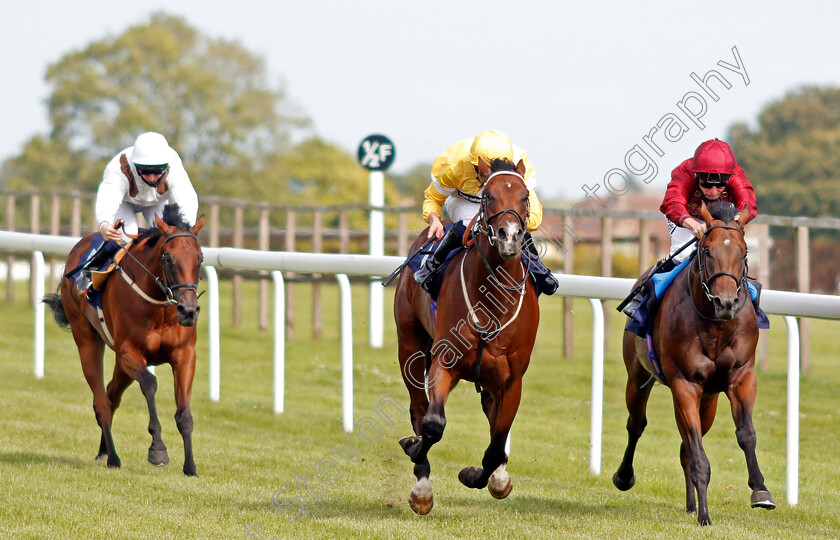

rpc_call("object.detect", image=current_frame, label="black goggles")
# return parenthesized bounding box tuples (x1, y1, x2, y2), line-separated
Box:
(696, 172, 731, 189)
(135, 164, 168, 177)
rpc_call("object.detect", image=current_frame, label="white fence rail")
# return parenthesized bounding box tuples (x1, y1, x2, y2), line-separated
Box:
(3, 230, 840, 506)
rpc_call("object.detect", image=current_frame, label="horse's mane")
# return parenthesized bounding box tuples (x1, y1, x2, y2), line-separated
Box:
(707, 201, 738, 224)
(488, 159, 516, 173)
(135, 204, 192, 247)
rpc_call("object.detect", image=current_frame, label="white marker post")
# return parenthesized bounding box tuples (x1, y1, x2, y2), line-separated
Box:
(357, 134, 395, 349)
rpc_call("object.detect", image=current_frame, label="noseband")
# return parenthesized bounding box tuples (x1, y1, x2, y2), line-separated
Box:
(695, 224, 748, 304)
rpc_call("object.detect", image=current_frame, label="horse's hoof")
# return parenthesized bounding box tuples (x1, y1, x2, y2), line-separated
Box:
(148, 448, 170, 466)
(458, 466, 489, 489)
(183, 462, 197, 476)
(488, 464, 512, 499)
(107, 455, 121, 469)
(612, 471, 635, 491)
(399, 436, 421, 456)
(698, 514, 711, 526)
(409, 478, 433, 515)
(750, 490, 776, 509)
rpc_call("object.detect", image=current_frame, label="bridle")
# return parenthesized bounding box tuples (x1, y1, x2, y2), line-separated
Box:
(471, 171, 531, 293)
(690, 223, 748, 318)
(119, 232, 202, 306)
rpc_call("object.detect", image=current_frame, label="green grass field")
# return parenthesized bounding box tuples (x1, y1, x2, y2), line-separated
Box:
(1, 279, 839, 539)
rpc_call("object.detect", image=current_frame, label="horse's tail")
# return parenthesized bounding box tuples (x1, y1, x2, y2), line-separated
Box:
(42, 292, 70, 329)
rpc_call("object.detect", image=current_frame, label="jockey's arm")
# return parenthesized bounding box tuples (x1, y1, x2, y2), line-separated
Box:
(422, 181, 447, 225)
(526, 188, 542, 232)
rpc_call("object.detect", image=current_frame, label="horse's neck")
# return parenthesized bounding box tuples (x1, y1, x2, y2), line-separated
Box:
(125, 241, 164, 288)
(465, 237, 526, 298)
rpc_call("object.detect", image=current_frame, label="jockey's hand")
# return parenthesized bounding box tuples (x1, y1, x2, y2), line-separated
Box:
(427, 213, 444, 240)
(99, 221, 123, 242)
(685, 218, 707, 239)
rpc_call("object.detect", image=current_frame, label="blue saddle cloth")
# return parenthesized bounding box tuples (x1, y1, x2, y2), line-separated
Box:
(407, 223, 555, 301)
(626, 254, 770, 339)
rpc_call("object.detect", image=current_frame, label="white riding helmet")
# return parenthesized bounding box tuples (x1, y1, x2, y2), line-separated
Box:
(132, 132, 171, 167)
(469, 129, 514, 165)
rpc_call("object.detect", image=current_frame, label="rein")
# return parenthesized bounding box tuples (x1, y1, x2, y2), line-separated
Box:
(118, 231, 200, 306)
(688, 224, 749, 321)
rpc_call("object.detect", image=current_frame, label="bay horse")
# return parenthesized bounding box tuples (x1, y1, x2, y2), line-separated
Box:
(394, 158, 539, 514)
(613, 201, 774, 525)
(44, 204, 205, 475)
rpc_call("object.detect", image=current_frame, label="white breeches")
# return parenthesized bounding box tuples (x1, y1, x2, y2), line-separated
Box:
(444, 196, 480, 226)
(667, 218, 698, 263)
(113, 201, 167, 240)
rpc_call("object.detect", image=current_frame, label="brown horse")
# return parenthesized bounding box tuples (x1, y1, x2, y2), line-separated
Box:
(44, 204, 205, 475)
(613, 201, 774, 525)
(394, 158, 539, 514)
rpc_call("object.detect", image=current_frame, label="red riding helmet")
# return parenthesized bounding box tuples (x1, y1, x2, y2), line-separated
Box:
(693, 138, 737, 175)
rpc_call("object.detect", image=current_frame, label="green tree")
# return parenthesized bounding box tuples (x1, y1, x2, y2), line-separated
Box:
(1, 12, 309, 195)
(728, 85, 840, 217)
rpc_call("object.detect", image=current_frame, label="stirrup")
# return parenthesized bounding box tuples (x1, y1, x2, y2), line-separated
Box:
(622, 295, 642, 317)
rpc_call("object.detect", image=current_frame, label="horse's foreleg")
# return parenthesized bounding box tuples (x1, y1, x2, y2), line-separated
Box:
(671, 379, 711, 526)
(613, 355, 654, 492)
(726, 369, 775, 510)
(681, 395, 718, 514)
(459, 379, 522, 497)
(132, 367, 170, 466)
(399, 365, 453, 515)
(171, 348, 197, 476)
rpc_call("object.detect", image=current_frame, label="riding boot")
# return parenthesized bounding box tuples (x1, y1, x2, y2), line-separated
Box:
(523, 232, 559, 295)
(621, 257, 679, 317)
(414, 224, 465, 293)
(68, 241, 120, 294)
(750, 280, 762, 312)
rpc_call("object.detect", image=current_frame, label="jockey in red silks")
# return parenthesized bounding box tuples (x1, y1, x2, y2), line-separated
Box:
(622, 138, 758, 316)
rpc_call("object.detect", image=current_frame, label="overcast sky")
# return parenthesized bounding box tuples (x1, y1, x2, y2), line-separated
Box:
(2, 1, 839, 199)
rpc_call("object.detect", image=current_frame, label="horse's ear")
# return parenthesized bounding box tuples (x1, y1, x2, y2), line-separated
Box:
(699, 202, 713, 225)
(191, 214, 206, 235)
(515, 159, 526, 177)
(155, 214, 175, 235)
(476, 157, 492, 182)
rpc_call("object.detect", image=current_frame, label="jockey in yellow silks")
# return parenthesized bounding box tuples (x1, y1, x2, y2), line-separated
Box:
(414, 129, 557, 295)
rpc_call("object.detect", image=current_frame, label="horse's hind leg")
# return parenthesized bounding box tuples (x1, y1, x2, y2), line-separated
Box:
(681, 395, 718, 514)
(613, 336, 654, 491)
(72, 326, 121, 468)
(459, 378, 522, 498)
(726, 369, 775, 510)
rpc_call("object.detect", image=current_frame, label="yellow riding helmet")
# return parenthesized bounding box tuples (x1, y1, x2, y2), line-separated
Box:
(469, 129, 514, 165)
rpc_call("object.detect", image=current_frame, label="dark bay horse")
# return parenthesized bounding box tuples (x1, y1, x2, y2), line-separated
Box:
(44, 204, 205, 475)
(394, 158, 539, 514)
(613, 201, 774, 525)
